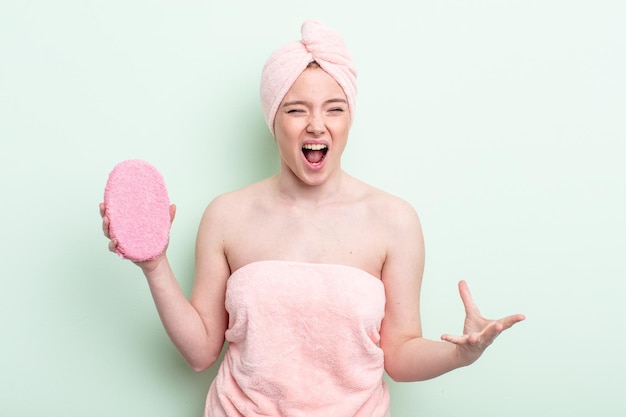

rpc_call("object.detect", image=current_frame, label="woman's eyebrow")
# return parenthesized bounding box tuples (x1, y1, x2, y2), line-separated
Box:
(282, 100, 308, 107)
(282, 98, 347, 107)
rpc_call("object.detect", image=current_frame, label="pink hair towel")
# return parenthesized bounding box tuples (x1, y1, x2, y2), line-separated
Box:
(260, 19, 358, 135)
(104, 159, 171, 262)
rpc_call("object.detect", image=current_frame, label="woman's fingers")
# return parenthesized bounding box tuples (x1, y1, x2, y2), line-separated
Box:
(100, 203, 111, 238)
(458, 280, 480, 317)
(108, 238, 118, 253)
(100, 202, 177, 257)
(499, 313, 526, 330)
(170, 204, 177, 223)
(440, 333, 466, 345)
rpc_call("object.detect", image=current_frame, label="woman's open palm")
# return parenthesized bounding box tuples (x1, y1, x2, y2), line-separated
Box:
(441, 280, 525, 365)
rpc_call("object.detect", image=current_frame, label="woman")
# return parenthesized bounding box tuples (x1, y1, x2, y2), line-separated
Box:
(101, 20, 524, 417)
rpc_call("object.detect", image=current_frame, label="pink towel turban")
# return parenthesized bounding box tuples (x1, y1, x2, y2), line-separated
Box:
(260, 20, 358, 135)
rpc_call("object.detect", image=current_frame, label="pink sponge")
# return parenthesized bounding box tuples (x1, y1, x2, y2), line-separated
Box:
(104, 159, 171, 262)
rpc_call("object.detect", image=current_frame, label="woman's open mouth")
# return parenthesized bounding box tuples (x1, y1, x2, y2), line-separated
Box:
(302, 143, 328, 164)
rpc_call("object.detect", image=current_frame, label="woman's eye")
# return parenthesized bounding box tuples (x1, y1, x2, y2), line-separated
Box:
(287, 109, 304, 114)
(329, 107, 344, 113)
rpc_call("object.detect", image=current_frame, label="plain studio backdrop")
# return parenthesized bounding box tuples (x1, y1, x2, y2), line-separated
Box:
(1, 1, 624, 416)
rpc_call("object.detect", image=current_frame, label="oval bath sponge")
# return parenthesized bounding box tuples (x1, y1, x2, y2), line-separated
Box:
(104, 159, 171, 262)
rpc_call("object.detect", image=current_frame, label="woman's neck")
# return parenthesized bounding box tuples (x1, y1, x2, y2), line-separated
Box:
(273, 168, 350, 207)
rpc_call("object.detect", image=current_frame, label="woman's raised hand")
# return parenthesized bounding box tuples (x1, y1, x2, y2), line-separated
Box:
(441, 280, 525, 366)
(99, 202, 177, 273)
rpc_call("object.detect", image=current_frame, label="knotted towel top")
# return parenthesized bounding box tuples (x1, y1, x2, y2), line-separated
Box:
(260, 20, 358, 135)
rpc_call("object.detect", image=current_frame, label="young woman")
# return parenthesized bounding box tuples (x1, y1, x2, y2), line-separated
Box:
(101, 20, 524, 417)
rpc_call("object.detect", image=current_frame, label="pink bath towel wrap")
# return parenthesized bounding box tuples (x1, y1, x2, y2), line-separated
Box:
(103, 159, 171, 262)
(205, 260, 390, 417)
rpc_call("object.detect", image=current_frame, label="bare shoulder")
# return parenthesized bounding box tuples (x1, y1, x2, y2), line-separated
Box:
(354, 178, 422, 231)
(200, 179, 271, 226)
(195, 179, 273, 272)
(350, 178, 424, 279)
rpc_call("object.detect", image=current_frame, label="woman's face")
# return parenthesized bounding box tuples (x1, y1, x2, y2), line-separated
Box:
(273, 66, 350, 187)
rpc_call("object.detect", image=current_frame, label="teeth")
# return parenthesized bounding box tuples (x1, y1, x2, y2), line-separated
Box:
(302, 144, 327, 151)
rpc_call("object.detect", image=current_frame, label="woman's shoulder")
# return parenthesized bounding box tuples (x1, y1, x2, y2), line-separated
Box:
(352, 177, 418, 216)
(203, 178, 273, 217)
(346, 177, 422, 239)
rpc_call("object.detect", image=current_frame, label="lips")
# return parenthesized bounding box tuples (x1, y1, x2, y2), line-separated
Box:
(302, 143, 328, 164)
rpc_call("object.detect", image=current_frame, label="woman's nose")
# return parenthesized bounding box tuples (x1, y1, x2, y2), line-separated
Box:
(306, 114, 326, 136)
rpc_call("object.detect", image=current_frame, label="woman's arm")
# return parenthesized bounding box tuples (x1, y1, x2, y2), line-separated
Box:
(379, 199, 524, 382)
(100, 201, 230, 372)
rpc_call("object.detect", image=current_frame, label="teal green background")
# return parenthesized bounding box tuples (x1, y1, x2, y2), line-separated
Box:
(1, 1, 625, 416)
